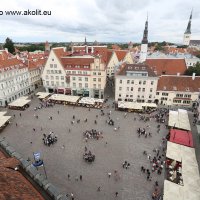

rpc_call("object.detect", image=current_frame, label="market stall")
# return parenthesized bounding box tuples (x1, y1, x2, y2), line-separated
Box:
(0, 116, 12, 131)
(78, 97, 104, 109)
(48, 94, 80, 105)
(36, 92, 51, 100)
(8, 97, 31, 110)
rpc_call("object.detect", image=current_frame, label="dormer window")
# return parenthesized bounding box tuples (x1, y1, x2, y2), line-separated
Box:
(173, 86, 177, 91)
(186, 87, 190, 91)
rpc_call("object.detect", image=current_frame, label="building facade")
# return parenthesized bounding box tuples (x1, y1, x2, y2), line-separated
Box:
(115, 64, 158, 103)
(0, 53, 31, 107)
(42, 47, 106, 98)
(156, 74, 200, 106)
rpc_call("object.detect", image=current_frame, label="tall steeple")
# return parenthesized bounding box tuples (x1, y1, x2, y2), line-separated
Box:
(185, 10, 192, 34)
(84, 36, 87, 45)
(139, 14, 148, 63)
(142, 14, 148, 44)
(183, 10, 193, 46)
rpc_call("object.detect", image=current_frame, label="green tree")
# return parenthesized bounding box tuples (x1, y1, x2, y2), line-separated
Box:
(3, 37, 15, 53)
(184, 62, 200, 75)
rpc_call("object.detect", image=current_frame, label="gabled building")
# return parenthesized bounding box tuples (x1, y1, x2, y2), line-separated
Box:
(156, 74, 200, 106)
(42, 47, 106, 98)
(115, 63, 158, 103)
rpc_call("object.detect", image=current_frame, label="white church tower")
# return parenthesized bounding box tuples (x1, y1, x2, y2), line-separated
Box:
(183, 10, 192, 46)
(139, 16, 148, 63)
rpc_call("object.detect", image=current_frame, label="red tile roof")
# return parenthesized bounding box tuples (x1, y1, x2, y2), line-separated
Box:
(0, 151, 45, 200)
(146, 58, 187, 76)
(28, 58, 47, 70)
(115, 50, 128, 61)
(164, 47, 187, 54)
(0, 58, 27, 72)
(111, 44, 121, 50)
(106, 51, 113, 64)
(61, 57, 94, 69)
(157, 75, 200, 92)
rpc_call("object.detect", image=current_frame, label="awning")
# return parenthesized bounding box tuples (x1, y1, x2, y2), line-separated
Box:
(8, 98, 31, 108)
(0, 116, 12, 128)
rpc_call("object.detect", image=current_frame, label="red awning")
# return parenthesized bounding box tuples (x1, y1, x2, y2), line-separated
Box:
(169, 129, 194, 147)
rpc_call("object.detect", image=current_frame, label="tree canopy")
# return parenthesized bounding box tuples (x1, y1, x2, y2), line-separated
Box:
(3, 37, 15, 54)
(184, 62, 200, 76)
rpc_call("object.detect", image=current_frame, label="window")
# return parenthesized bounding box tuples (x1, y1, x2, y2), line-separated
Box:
(149, 95, 152, 98)
(58, 70, 61, 74)
(56, 76, 59, 80)
(73, 83, 76, 87)
(52, 59, 54, 61)
(79, 83, 82, 88)
(85, 77, 88, 81)
(56, 81, 59, 86)
(46, 75, 49, 79)
(120, 80, 122, 84)
(119, 87, 122, 91)
(150, 88, 153, 92)
(131, 87, 133, 91)
(51, 70, 54, 74)
(127, 80, 130, 84)
(93, 78, 96, 81)
(51, 81, 54, 86)
(50, 64, 53, 68)
(61, 82, 64, 86)
(51, 76, 54, 80)
(98, 84, 101, 89)
(142, 88, 145, 92)
(93, 84, 96, 88)
(61, 76, 64, 80)
(162, 93, 168, 96)
(139, 81, 142, 85)
(54, 64, 57, 68)
(73, 77, 76, 81)
(79, 77, 82, 81)
(127, 87, 129, 91)
(119, 94, 121, 97)
(72, 71, 76, 74)
(98, 72, 101, 75)
(130, 95, 133, 97)
(138, 88, 141, 92)
(126, 95, 129, 97)
(131, 80, 134, 84)
(151, 81, 154, 85)
(46, 81, 49, 86)
(93, 72, 96, 75)
(85, 83, 88, 88)
(47, 70, 50, 74)
(98, 78, 101, 82)
(156, 92, 159, 95)
(143, 81, 146, 85)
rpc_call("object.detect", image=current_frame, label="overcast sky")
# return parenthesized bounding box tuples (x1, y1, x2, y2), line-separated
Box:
(0, 0, 199, 43)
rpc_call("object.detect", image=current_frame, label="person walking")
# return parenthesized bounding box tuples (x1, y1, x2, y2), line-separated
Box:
(97, 186, 101, 191)
(115, 192, 118, 197)
(80, 175, 82, 181)
(67, 174, 70, 180)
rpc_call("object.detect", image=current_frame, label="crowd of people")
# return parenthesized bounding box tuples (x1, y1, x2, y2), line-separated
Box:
(83, 129, 103, 140)
(42, 132, 58, 146)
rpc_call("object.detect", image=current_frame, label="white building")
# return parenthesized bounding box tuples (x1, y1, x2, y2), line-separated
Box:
(0, 50, 31, 107)
(115, 63, 158, 103)
(156, 74, 200, 106)
(42, 47, 106, 98)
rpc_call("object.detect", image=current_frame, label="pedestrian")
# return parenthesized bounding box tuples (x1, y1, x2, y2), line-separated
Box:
(13, 114, 15, 118)
(108, 172, 111, 178)
(69, 128, 71, 133)
(97, 186, 101, 191)
(85, 146, 87, 152)
(41, 127, 43, 131)
(70, 193, 74, 198)
(80, 175, 82, 181)
(75, 176, 79, 181)
(20, 113, 21, 117)
(57, 110, 59, 114)
(115, 192, 118, 197)
(68, 174, 70, 180)
(33, 128, 35, 132)
(16, 123, 18, 126)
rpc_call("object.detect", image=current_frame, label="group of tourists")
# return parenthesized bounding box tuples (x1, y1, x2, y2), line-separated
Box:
(42, 132, 58, 146)
(83, 129, 103, 140)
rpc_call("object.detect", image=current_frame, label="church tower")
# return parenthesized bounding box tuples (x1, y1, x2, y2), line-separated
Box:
(183, 10, 192, 46)
(139, 15, 148, 63)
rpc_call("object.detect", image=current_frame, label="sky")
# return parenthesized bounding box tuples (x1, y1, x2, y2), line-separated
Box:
(0, 0, 200, 43)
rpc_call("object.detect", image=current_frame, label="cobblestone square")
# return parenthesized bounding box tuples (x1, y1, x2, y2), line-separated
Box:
(1, 96, 168, 200)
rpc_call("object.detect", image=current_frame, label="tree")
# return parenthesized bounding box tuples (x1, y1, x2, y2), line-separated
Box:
(3, 37, 15, 54)
(184, 62, 200, 75)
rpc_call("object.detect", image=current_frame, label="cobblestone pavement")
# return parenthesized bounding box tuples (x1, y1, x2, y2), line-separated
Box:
(1, 96, 168, 200)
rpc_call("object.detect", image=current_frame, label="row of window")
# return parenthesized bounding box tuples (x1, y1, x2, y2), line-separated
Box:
(0, 68, 27, 80)
(176, 94, 191, 98)
(119, 87, 153, 92)
(119, 80, 154, 85)
(173, 100, 191, 104)
(66, 71, 102, 76)
(118, 94, 152, 98)
(45, 75, 64, 80)
(46, 70, 62, 74)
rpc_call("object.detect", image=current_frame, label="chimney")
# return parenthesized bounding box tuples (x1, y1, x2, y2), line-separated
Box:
(177, 72, 180, 76)
(192, 73, 196, 80)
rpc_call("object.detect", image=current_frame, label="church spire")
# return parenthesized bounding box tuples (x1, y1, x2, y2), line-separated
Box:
(185, 10, 192, 34)
(142, 14, 148, 44)
(84, 36, 87, 45)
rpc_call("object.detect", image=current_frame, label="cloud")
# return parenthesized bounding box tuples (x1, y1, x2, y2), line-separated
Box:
(0, 0, 199, 43)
